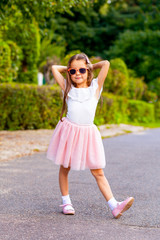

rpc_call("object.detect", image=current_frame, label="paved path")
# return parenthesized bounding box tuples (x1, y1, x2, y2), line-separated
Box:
(0, 128, 160, 240)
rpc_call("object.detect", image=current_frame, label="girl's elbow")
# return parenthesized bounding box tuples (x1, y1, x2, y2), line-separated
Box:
(51, 65, 56, 70)
(105, 60, 110, 66)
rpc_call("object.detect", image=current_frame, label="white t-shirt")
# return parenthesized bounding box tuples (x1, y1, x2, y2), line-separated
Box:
(66, 78, 102, 125)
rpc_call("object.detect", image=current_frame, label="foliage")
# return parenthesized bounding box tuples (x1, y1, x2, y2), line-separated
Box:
(0, 0, 159, 98)
(95, 92, 129, 125)
(154, 100, 160, 121)
(38, 35, 65, 69)
(104, 68, 128, 96)
(1, 5, 40, 83)
(0, 0, 92, 24)
(0, 40, 12, 82)
(6, 40, 23, 80)
(0, 1, 91, 84)
(148, 78, 160, 98)
(128, 100, 155, 123)
(46, 0, 160, 84)
(106, 30, 160, 83)
(104, 58, 129, 96)
(0, 83, 157, 130)
(128, 76, 147, 100)
(110, 58, 128, 78)
(16, 21, 40, 83)
(0, 83, 62, 130)
(61, 50, 81, 66)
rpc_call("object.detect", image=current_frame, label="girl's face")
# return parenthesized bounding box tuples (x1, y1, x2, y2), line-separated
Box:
(69, 59, 88, 88)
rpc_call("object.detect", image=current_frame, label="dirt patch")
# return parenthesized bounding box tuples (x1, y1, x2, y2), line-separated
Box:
(0, 124, 145, 162)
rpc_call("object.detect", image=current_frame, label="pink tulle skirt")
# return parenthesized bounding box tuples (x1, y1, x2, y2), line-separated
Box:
(46, 117, 106, 170)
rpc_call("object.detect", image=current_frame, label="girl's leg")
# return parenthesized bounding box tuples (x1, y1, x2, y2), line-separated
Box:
(59, 165, 70, 196)
(90, 169, 113, 201)
(59, 165, 75, 215)
(90, 168, 134, 218)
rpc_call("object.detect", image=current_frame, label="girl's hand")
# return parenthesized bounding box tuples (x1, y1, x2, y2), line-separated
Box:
(51, 65, 67, 91)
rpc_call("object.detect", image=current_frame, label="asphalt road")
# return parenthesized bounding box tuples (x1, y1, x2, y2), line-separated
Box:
(0, 128, 160, 240)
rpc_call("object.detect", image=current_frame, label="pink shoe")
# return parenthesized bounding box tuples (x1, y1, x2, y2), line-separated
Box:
(112, 197, 134, 219)
(60, 204, 75, 215)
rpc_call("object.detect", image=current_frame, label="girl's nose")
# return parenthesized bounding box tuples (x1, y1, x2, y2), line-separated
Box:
(76, 69, 80, 75)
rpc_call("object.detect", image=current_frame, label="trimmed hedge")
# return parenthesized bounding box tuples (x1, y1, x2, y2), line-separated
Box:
(95, 93, 129, 125)
(0, 83, 158, 130)
(0, 83, 62, 130)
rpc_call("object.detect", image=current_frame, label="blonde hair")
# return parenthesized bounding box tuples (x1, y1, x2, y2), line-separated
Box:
(60, 53, 93, 121)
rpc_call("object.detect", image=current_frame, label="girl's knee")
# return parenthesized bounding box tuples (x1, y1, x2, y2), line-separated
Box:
(59, 165, 70, 175)
(90, 169, 104, 179)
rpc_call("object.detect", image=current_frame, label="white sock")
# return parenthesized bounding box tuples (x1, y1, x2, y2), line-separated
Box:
(107, 197, 122, 211)
(62, 194, 72, 205)
(62, 195, 74, 211)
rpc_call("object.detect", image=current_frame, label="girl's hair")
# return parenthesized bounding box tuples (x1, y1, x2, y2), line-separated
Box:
(60, 53, 93, 121)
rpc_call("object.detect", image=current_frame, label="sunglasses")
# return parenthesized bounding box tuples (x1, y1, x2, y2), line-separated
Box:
(68, 68, 88, 75)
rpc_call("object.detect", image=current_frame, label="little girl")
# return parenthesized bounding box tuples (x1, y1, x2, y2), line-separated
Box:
(47, 53, 134, 219)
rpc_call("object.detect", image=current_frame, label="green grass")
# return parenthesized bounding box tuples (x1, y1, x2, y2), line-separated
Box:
(125, 122, 160, 128)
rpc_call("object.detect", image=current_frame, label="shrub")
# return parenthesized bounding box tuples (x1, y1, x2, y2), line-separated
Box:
(7, 40, 23, 80)
(0, 83, 62, 130)
(110, 58, 128, 78)
(148, 78, 160, 98)
(95, 92, 129, 125)
(128, 100, 155, 123)
(0, 40, 12, 82)
(104, 58, 129, 97)
(0, 83, 157, 130)
(154, 101, 160, 121)
(104, 68, 128, 96)
(128, 77, 147, 100)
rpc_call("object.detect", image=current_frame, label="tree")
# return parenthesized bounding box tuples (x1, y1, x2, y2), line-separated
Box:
(106, 30, 160, 83)
(0, 0, 91, 83)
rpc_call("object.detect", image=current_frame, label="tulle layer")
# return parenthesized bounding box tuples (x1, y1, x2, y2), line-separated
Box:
(46, 118, 106, 171)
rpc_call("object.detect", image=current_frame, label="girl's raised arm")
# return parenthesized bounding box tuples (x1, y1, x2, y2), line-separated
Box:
(92, 60, 110, 90)
(51, 65, 67, 91)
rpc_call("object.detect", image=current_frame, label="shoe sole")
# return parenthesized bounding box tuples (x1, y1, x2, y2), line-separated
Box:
(115, 197, 134, 219)
(63, 211, 75, 215)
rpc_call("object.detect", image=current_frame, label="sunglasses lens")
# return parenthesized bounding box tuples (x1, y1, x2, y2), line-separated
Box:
(69, 68, 87, 75)
(70, 69, 76, 75)
(79, 68, 86, 74)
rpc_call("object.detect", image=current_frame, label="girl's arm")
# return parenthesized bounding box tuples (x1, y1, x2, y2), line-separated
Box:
(51, 65, 67, 91)
(92, 60, 110, 90)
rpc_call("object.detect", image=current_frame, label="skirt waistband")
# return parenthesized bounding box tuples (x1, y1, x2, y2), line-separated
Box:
(63, 117, 94, 127)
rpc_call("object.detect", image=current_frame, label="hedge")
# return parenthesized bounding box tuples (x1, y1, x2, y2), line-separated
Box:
(127, 100, 155, 123)
(0, 83, 62, 130)
(0, 83, 158, 130)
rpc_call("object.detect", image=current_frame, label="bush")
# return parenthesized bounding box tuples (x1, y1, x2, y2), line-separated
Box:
(0, 83, 157, 130)
(104, 58, 129, 97)
(0, 83, 62, 130)
(95, 93, 129, 125)
(154, 101, 160, 121)
(7, 40, 23, 80)
(148, 78, 160, 98)
(128, 100, 155, 123)
(128, 76, 147, 100)
(110, 58, 128, 78)
(2, 15, 40, 84)
(0, 40, 12, 82)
